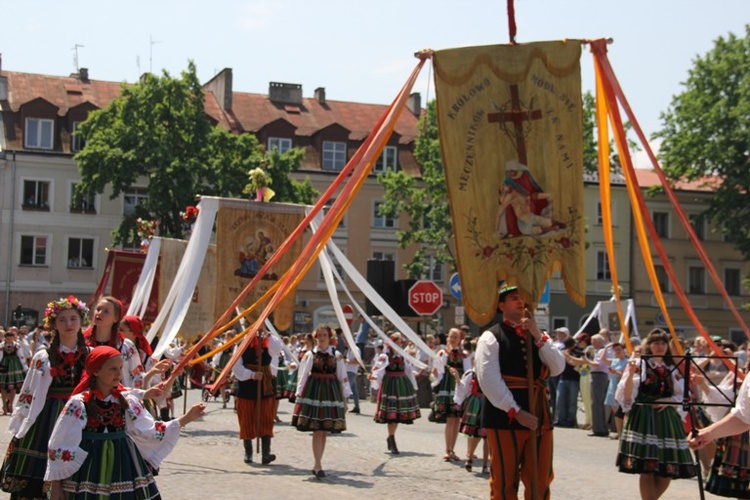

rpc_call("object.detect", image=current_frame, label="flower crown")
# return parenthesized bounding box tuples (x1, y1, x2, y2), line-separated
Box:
(43, 295, 89, 330)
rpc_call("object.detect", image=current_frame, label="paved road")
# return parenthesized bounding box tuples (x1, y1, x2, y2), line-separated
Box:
(0, 389, 719, 499)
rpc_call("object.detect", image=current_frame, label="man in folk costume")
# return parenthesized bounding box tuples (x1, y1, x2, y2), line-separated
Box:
(231, 328, 283, 464)
(476, 285, 565, 499)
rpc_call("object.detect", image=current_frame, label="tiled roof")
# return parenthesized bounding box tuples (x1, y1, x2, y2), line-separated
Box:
(231, 92, 420, 145)
(633, 169, 721, 192)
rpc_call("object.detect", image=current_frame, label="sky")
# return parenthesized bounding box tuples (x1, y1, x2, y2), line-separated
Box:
(1, 0, 747, 166)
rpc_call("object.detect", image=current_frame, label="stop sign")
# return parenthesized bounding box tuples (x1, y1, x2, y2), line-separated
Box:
(342, 304, 354, 326)
(408, 280, 443, 316)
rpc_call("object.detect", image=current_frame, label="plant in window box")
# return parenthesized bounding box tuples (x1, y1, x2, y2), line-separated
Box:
(135, 218, 158, 252)
(243, 164, 275, 202)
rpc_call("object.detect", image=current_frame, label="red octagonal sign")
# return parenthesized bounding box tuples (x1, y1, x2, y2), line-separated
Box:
(408, 280, 443, 316)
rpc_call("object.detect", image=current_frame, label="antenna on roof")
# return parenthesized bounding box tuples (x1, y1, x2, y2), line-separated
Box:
(72, 44, 84, 72)
(149, 35, 163, 74)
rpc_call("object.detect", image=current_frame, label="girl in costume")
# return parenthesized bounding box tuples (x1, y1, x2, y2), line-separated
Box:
(292, 325, 350, 478)
(1, 296, 89, 499)
(454, 341, 488, 474)
(431, 327, 471, 461)
(616, 329, 698, 498)
(370, 332, 421, 455)
(285, 333, 313, 403)
(45, 346, 205, 499)
(0, 330, 28, 415)
(273, 346, 290, 421)
(84, 296, 144, 390)
(604, 342, 629, 438)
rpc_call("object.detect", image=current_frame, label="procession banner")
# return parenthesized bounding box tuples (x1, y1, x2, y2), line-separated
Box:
(214, 200, 306, 331)
(434, 41, 586, 325)
(110, 250, 159, 323)
(159, 238, 216, 342)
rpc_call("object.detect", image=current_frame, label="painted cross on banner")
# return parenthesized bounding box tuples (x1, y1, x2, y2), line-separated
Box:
(433, 41, 586, 325)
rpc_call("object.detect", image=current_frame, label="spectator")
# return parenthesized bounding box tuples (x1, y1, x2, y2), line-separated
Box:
(588, 334, 611, 437)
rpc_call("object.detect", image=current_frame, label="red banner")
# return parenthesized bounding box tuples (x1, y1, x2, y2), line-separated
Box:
(109, 250, 159, 324)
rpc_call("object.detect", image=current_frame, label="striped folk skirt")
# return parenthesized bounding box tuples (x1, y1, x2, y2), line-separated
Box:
(1, 395, 68, 498)
(236, 397, 275, 440)
(373, 372, 421, 424)
(62, 430, 160, 499)
(292, 373, 346, 433)
(0, 355, 25, 391)
(459, 394, 486, 438)
(616, 403, 698, 478)
(705, 431, 750, 498)
(284, 369, 298, 403)
(275, 368, 289, 400)
(430, 374, 461, 423)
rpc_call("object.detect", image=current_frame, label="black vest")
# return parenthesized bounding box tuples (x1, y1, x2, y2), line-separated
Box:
(481, 322, 543, 430)
(236, 341, 272, 400)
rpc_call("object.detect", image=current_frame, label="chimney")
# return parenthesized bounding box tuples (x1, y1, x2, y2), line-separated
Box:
(269, 82, 302, 105)
(203, 68, 233, 111)
(407, 92, 421, 117)
(314, 87, 326, 105)
(79, 68, 89, 82)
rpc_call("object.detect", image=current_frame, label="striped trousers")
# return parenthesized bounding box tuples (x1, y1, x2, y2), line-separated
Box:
(486, 427, 554, 500)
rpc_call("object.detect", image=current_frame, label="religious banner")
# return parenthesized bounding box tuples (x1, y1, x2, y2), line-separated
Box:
(434, 41, 586, 325)
(159, 238, 216, 342)
(214, 200, 306, 331)
(110, 250, 159, 323)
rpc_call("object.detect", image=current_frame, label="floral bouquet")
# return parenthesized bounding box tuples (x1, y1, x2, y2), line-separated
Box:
(181, 205, 200, 223)
(243, 165, 275, 202)
(135, 218, 158, 251)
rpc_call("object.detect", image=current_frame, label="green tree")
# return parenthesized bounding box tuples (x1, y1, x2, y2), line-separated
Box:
(378, 100, 455, 278)
(74, 61, 316, 244)
(655, 26, 750, 257)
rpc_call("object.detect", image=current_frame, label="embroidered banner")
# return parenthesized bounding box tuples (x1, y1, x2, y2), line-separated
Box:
(434, 41, 586, 325)
(159, 238, 216, 342)
(110, 250, 159, 323)
(214, 201, 306, 331)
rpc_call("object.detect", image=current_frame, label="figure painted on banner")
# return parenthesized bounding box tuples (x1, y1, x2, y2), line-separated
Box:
(495, 160, 565, 239)
(1, 296, 88, 500)
(44, 346, 205, 499)
(475, 285, 565, 500)
(231, 326, 283, 465)
(237, 231, 277, 279)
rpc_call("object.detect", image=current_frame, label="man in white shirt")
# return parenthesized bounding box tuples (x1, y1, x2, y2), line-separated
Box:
(476, 285, 565, 500)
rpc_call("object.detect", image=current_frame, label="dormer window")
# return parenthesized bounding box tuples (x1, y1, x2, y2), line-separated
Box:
(72, 121, 86, 152)
(322, 141, 347, 171)
(25, 118, 54, 150)
(374, 146, 398, 174)
(268, 137, 292, 154)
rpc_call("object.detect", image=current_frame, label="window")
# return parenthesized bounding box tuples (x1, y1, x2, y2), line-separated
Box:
(268, 137, 292, 154)
(322, 141, 347, 171)
(653, 212, 669, 238)
(373, 202, 395, 228)
(71, 121, 86, 152)
(123, 188, 148, 216)
(70, 183, 96, 213)
(688, 266, 706, 294)
(596, 251, 611, 281)
(374, 146, 398, 173)
(25, 118, 54, 149)
(725, 268, 741, 296)
(20, 235, 47, 266)
(689, 214, 705, 240)
(596, 202, 617, 226)
(68, 238, 94, 269)
(654, 264, 670, 293)
(22, 180, 50, 210)
(319, 261, 344, 281)
(423, 256, 444, 282)
(372, 251, 395, 261)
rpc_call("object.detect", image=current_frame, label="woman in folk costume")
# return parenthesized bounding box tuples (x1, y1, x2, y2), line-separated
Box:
(370, 331, 421, 455)
(231, 327, 283, 466)
(454, 340, 489, 474)
(0, 329, 29, 415)
(292, 325, 350, 479)
(285, 333, 313, 403)
(1, 296, 89, 499)
(44, 346, 205, 499)
(615, 329, 698, 499)
(84, 296, 144, 390)
(690, 350, 750, 499)
(273, 343, 290, 421)
(431, 327, 471, 461)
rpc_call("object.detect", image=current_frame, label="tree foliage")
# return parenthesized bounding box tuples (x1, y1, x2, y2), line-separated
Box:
(74, 61, 316, 244)
(654, 26, 750, 257)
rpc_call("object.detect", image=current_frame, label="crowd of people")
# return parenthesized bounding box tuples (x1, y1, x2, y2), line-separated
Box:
(1, 290, 750, 499)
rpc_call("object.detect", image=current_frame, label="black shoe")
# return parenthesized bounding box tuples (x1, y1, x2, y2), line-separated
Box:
(389, 435, 400, 455)
(349, 407, 360, 414)
(386, 436, 393, 452)
(316, 470, 326, 478)
(261, 436, 276, 464)
(588, 432, 609, 437)
(243, 439, 253, 464)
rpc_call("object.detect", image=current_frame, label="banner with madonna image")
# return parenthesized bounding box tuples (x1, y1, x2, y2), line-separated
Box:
(433, 41, 586, 325)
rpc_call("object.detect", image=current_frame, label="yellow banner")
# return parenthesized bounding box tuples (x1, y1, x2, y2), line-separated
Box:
(434, 41, 586, 324)
(214, 201, 305, 331)
(158, 238, 216, 343)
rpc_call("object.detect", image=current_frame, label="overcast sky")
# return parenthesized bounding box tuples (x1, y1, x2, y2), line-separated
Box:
(2, 1, 747, 165)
